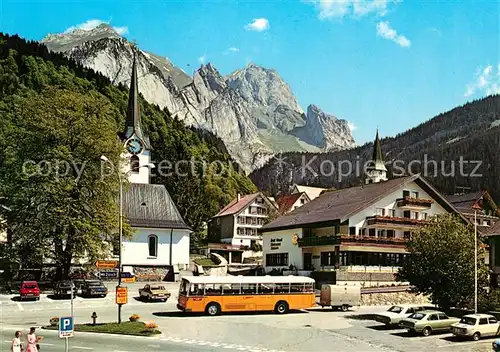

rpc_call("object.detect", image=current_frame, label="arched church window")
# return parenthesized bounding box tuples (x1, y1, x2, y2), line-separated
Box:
(130, 155, 140, 173)
(148, 234, 158, 257)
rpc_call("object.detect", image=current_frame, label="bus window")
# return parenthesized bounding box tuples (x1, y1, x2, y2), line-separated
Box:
(291, 283, 305, 293)
(241, 283, 257, 294)
(189, 284, 204, 296)
(259, 283, 274, 294)
(275, 283, 289, 294)
(205, 284, 222, 295)
(230, 283, 241, 295)
(305, 283, 314, 292)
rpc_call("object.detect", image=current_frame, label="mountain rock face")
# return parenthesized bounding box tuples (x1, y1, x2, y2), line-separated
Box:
(41, 24, 355, 171)
(250, 95, 500, 202)
(292, 105, 354, 150)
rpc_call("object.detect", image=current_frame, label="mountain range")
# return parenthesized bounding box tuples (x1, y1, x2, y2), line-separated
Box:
(250, 95, 500, 201)
(41, 23, 355, 172)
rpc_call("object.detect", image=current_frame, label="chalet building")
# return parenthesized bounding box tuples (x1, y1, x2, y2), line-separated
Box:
(208, 192, 277, 247)
(117, 57, 191, 271)
(260, 131, 466, 279)
(276, 192, 311, 214)
(485, 221, 500, 286)
(445, 190, 499, 232)
(291, 184, 329, 200)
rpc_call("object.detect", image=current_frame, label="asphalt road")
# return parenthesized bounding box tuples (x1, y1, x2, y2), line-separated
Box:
(0, 283, 497, 352)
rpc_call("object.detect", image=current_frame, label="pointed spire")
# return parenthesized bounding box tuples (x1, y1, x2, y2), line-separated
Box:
(365, 129, 388, 184)
(371, 129, 384, 166)
(124, 53, 142, 139)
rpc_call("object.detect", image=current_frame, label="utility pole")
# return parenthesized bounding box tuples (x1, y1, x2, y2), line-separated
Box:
(474, 205, 479, 314)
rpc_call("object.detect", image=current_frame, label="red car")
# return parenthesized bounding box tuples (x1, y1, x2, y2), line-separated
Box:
(20, 281, 40, 301)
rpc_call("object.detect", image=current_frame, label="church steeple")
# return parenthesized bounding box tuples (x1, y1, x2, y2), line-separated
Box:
(123, 53, 149, 148)
(365, 129, 388, 184)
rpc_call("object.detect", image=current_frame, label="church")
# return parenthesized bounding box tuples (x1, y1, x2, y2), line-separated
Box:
(118, 56, 191, 273)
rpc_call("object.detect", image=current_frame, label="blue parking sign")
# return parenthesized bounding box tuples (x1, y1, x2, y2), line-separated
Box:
(59, 316, 74, 338)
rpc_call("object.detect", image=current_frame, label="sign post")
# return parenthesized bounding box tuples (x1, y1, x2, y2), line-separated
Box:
(59, 316, 74, 352)
(116, 285, 128, 323)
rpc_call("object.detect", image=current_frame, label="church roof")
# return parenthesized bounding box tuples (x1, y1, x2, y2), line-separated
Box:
(122, 54, 151, 149)
(123, 183, 190, 230)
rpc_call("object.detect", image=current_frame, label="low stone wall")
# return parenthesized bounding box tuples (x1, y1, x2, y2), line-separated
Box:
(337, 271, 396, 282)
(361, 292, 431, 306)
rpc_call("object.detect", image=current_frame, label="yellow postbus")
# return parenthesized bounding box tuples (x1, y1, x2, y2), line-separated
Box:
(177, 275, 316, 316)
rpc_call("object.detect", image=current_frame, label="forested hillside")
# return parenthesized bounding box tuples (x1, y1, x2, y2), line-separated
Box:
(0, 33, 256, 249)
(251, 95, 500, 201)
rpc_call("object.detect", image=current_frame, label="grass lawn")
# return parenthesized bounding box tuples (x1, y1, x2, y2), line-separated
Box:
(194, 257, 218, 266)
(43, 321, 161, 336)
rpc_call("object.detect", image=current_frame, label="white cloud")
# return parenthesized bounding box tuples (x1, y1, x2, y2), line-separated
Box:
(376, 21, 410, 47)
(347, 121, 357, 131)
(64, 19, 128, 35)
(244, 18, 270, 32)
(305, 0, 398, 19)
(223, 47, 240, 55)
(198, 55, 207, 64)
(464, 64, 500, 97)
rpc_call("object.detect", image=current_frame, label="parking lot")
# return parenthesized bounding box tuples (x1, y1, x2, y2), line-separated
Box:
(1, 284, 498, 352)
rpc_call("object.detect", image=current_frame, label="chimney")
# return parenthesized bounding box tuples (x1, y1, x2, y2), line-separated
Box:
(237, 193, 241, 202)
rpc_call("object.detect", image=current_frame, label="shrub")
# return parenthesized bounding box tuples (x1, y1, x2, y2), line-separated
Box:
(49, 317, 59, 326)
(129, 314, 140, 322)
(144, 322, 158, 332)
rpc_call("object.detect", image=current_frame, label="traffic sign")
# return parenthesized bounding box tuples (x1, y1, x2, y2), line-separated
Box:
(96, 260, 118, 269)
(59, 316, 74, 338)
(116, 286, 128, 305)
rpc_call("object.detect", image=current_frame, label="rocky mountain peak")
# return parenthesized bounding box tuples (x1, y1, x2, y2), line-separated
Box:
(40, 27, 355, 171)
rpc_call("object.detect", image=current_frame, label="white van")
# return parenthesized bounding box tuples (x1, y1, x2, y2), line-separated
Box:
(319, 284, 361, 311)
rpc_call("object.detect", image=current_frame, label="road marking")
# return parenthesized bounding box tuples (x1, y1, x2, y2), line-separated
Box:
(437, 340, 491, 348)
(40, 343, 54, 346)
(73, 347, 94, 350)
(147, 345, 160, 348)
(16, 302, 24, 311)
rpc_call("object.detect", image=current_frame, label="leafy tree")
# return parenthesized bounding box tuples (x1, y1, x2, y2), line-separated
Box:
(396, 214, 489, 310)
(0, 88, 123, 279)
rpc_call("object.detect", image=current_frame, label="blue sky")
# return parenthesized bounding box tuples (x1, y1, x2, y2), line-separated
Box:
(1, 0, 498, 144)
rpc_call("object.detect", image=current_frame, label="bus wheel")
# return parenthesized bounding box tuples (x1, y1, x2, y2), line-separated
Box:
(205, 302, 221, 316)
(275, 301, 289, 314)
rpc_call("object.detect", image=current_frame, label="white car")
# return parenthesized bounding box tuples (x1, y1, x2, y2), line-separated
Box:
(374, 304, 428, 325)
(451, 314, 500, 341)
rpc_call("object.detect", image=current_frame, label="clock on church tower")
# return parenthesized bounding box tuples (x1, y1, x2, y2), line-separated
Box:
(126, 137, 143, 155)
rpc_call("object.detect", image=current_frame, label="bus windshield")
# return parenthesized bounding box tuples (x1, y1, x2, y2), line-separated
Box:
(179, 279, 188, 296)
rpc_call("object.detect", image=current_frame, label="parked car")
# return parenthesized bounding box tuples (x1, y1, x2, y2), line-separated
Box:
(53, 280, 77, 299)
(374, 304, 429, 325)
(399, 310, 460, 336)
(451, 314, 500, 341)
(81, 279, 108, 298)
(19, 281, 40, 301)
(319, 284, 361, 311)
(138, 284, 171, 302)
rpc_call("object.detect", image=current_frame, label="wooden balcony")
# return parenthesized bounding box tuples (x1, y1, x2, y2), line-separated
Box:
(366, 215, 426, 227)
(298, 235, 340, 247)
(339, 234, 407, 246)
(396, 196, 433, 209)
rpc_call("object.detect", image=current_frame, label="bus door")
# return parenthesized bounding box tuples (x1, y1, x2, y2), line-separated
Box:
(239, 283, 257, 310)
(256, 283, 275, 310)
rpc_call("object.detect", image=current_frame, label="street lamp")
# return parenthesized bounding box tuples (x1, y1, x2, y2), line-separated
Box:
(100, 155, 154, 323)
(473, 203, 481, 314)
